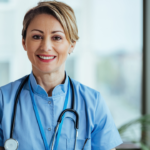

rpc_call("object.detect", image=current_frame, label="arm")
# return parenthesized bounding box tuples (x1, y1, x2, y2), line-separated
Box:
(91, 93, 122, 149)
(0, 147, 4, 150)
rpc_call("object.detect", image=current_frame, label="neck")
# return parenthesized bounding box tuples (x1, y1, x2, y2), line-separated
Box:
(32, 69, 65, 97)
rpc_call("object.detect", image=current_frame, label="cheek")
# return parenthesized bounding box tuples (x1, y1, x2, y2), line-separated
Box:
(26, 41, 40, 63)
(26, 40, 40, 53)
(56, 43, 70, 56)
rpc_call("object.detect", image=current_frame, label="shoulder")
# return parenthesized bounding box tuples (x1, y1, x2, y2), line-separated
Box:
(0, 75, 27, 93)
(71, 78, 99, 92)
(70, 78, 103, 109)
(70, 78, 114, 127)
(0, 75, 28, 104)
(0, 75, 28, 124)
(71, 78, 100, 97)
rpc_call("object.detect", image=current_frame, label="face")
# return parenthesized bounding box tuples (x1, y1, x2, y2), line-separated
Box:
(22, 13, 76, 74)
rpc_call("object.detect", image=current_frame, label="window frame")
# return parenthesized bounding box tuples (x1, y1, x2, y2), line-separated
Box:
(142, 0, 150, 148)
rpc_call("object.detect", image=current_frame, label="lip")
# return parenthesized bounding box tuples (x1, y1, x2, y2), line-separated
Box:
(37, 55, 56, 62)
(37, 54, 56, 57)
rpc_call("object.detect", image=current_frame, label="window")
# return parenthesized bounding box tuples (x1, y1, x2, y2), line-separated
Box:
(0, 0, 9, 2)
(0, 62, 9, 86)
(66, 0, 143, 145)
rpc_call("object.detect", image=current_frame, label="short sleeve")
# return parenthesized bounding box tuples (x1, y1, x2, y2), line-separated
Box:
(0, 88, 4, 146)
(91, 92, 123, 150)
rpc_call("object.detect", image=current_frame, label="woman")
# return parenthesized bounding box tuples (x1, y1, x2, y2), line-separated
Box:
(0, 1, 122, 150)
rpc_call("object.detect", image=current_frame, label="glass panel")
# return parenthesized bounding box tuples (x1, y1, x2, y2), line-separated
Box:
(66, 0, 143, 143)
(66, 57, 75, 79)
(0, 62, 9, 86)
(92, 0, 142, 142)
(0, 0, 9, 2)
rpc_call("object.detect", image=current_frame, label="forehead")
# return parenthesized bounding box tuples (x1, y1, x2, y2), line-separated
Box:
(27, 13, 64, 32)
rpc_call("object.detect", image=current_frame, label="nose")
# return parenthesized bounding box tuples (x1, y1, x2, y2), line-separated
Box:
(40, 37, 52, 51)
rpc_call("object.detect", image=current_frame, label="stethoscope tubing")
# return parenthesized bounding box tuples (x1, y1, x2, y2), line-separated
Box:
(57, 109, 79, 129)
(10, 75, 29, 138)
(9, 74, 79, 150)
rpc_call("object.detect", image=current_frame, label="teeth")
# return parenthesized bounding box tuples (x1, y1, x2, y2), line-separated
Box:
(39, 55, 55, 60)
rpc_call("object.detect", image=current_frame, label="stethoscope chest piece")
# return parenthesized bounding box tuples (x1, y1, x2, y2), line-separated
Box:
(4, 138, 19, 150)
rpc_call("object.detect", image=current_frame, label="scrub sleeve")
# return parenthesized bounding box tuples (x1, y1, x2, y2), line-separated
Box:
(91, 92, 123, 149)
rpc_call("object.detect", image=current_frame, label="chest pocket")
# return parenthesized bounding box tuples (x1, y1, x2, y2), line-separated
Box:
(67, 138, 91, 150)
(57, 137, 67, 150)
(59, 112, 91, 150)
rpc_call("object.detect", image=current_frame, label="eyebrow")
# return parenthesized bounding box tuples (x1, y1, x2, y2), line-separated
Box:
(31, 29, 64, 34)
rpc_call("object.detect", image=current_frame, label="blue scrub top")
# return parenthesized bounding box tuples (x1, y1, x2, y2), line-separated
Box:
(0, 72, 122, 150)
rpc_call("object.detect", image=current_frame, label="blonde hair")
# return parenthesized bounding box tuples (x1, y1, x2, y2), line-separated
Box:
(22, 1, 79, 44)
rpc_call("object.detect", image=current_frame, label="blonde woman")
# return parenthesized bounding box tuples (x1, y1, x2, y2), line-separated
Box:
(0, 1, 122, 150)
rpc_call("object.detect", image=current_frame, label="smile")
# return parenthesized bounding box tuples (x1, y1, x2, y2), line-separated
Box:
(37, 55, 56, 62)
(38, 55, 55, 60)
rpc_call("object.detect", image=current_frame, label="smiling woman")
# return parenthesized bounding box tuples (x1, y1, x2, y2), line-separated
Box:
(22, 13, 75, 96)
(0, 1, 122, 150)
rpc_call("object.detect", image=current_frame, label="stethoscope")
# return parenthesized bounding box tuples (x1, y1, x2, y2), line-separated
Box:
(4, 75, 79, 150)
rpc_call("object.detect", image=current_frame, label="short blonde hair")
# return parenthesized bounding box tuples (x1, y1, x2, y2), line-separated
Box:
(22, 1, 79, 44)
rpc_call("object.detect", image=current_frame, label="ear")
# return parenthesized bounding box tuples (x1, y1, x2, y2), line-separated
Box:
(22, 38, 27, 51)
(68, 41, 76, 54)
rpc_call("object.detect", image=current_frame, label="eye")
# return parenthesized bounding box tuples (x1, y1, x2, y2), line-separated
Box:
(53, 36, 62, 41)
(32, 35, 42, 39)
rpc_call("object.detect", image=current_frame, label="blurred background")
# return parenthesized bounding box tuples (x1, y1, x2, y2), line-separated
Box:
(1, 0, 150, 149)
